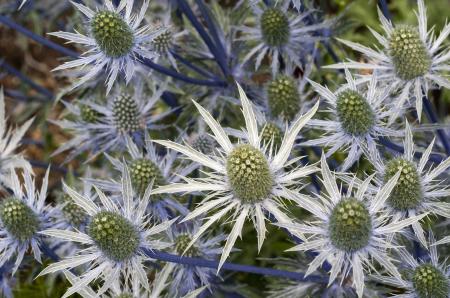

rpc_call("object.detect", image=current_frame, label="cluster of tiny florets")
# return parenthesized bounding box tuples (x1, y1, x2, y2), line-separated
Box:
(267, 75, 300, 120)
(91, 11, 134, 58)
(226, 144, 273, 203)
(175, 234, 199, 258)
(329, 197, 372, 251)
(0, 198, 39, 242)
(129, 158, 166, 197)
(61, 195, 87, 227)
(389, 26, 431, 81)
(79, 104, 100, 123)
(384, 158, 422, 210)
(261, 122, 283, 148)
(113, 93, 141, 132)
(88, 211, 140, 261)
(260, 8, 290, 47)
(336, 90, 375, 136)
(192, 134, 215, 154)
(153, 29, 172, 54)
(412, 264, 449, 298)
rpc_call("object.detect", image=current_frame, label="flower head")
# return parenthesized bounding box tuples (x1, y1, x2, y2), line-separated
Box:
(151, 83, 319, 270)
(50, 0, 163, 93)
(52, 81, 170, 162)
(38, 167, 176, 297)
(240, 1, 330, 74)
(303, 70, 401, 170)
(0, 167, 56, 274)
(326, 0, 450, 121)
(278, 154, 426, 297)
(364, 121, 450, 248)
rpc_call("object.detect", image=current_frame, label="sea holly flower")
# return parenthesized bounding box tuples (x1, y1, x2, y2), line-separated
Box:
(0, 167, 56, 274)
(277, 155, 427, 297)
(49, 0, 163, 93)
(151, 83, 319, 270)
(37, 167, 176, 297)
(91, 136, 194, 221)
(326, 0, 450, 121)
(52, 81, 171, 162)
(239, 1, 330, 75)
(371, 232, 450, 298)
(0, 89, 33, 189)
(363, 121, 450, 248)
(166, 222, 225, 296)
(302, 70, 402, 170)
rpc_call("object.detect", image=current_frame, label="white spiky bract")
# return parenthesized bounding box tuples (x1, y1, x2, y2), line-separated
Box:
(49, 0, 162, 93)
(38, 167, 176, 298)
(0, 167, 54, 274)
(151, 83, 319, 271)
(277, 154, 427, 298)
(303, 70, 402, 171)
(0, 89, 33, 189)
(363, 121, 450, 248)
(326, 0, 450, 121)
(239, 1, 330, 75)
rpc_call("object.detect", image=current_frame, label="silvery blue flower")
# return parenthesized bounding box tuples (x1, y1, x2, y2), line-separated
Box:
(38, 167, 177, 297)
(152, 83, 319, 270)
(326, 0, 450, 121)
(0, 167, 56, 274)
(49, 0, 163, 93)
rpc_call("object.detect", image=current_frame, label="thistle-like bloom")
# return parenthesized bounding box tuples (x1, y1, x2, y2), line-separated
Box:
(326, 0, 450, 121)
(371, 232, 449, 298)
(0, 89, 33, 189)
(38, 168, 176, 297)
(166, 222, 225, 296)
(52, 81, 170, 162)
(0, 167, 55, 274)
(278, 155, 426, 297)
(303, 70, 401, 170)
(152, 83, 319, 270)
(92, 137, 193, 221)
(50, 0, 162, 93)
(239, 1, 330, 74)
(364, 121, 450, 248)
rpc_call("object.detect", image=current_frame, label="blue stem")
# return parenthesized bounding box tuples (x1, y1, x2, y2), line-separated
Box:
(378, 0, 392, 21)
(177, 0, 230, 77)
(141, 249, 328, 283)
(194, 0, 229, 76)
(170, 50, 217, 79)
(422, 95, 450, 155)
(0, 59, 53, 100)
(0, 15, 79, 59)
(139, 55, 227, 87)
